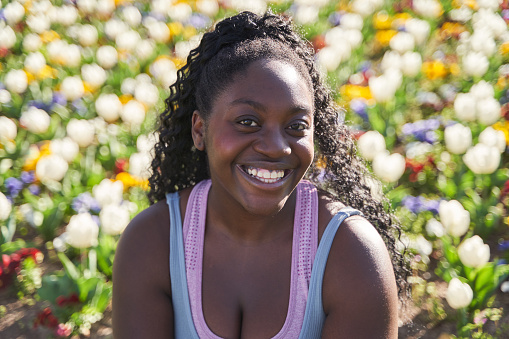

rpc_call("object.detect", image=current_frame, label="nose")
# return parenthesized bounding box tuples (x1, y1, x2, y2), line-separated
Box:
(252, 126, 291, 158)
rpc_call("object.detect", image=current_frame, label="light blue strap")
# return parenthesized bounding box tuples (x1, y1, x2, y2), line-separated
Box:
(166, 192, 200, 339)
(298, 207, 363, 339)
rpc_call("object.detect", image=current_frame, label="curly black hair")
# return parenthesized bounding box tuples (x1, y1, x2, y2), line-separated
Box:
(148, 11, 409, 297)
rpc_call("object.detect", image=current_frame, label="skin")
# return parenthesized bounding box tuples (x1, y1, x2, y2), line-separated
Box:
(113, 59, 398, 338)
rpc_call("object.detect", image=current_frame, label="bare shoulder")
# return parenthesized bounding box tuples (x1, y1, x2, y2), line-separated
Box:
(316, 191, 398, 338)
(112, 200, 174, 338)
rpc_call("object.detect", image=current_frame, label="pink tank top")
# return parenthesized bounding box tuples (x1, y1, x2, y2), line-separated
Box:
(182, 179, 319, 338)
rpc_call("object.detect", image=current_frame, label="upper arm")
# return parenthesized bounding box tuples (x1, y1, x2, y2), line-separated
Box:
(112, 201, 174, 338)
(321, 214, 398, 339)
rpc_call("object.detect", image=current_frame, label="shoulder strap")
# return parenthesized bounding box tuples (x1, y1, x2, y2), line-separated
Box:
(166, 192, 200, 339)
(298, 207, 363, 339)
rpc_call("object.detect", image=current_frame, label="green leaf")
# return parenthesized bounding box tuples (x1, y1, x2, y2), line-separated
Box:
(57, 252, 79, 281)
(38, 273, 79, 306)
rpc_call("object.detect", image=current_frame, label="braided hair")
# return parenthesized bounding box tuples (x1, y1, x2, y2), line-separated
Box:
(148, 11, 409, 297)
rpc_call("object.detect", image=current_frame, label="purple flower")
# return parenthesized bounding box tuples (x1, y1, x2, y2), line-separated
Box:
(72, 192, 101, 213)
(20, 171, 35, 184)
(503, 9, 509, 21)
(499, 240, 509, 252)
(328, 12, 341, 26)
(5, 177, 23, 198)
(51, 93, 67, 107)
(401, 119, 441, 143)
(28, 100, 52, 112)
(349, 99, 368, 120)
(72, 99, 87, 116)
(187, 13, 210, 30)
(28, 184, 40, 196)
(402, 195, 440, 214)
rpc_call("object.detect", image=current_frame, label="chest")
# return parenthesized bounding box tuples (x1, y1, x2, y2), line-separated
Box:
(201, 236, 293, 338)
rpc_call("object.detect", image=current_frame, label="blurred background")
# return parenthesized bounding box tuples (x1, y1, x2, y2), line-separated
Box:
(1, 0, 509, 338)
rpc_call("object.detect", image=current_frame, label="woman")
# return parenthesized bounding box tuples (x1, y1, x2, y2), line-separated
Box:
(113, 11, 408, 338)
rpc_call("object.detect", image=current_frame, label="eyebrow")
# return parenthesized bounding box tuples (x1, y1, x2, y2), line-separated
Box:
(229, 98, 313, 115)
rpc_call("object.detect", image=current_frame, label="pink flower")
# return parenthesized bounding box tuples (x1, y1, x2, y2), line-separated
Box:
(56, 323, 73, 337)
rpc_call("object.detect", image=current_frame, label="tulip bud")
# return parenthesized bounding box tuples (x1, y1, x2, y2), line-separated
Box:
(476, 97, 501, 125)
(0, 25, 16, 49)
(36, 154, 69, 182)
(93, 179, 124, 207)
(463, 144, 500, 174)
(381, 51, 401, 72)
(470, 80, 494, 100)
(479, 127, 506, 153)
(413, 0, 442, 18)
(401, 52, 422, 77)
(405, 18, 430, 45)
(50, 138, 79, 163)
(357, 131, 386, 161)
(463, 51, 489, 77)
(0, 192, 12, 221)
(444, 123, 472, 154)
(196, 0, 219, 17)
(24, 52, 46, 75)
(439, 200, 470, 237)
(23, 33, 42, 52)
(446, 278, 473, 309)
(123, 6, 142, 27)
(66, 118, 95, 147)
(454, 93, 477, 122)
(5, 69, 28, 94)
(116, 30, 141, 52)
(458, 235, 490, 268)
(96, 45, 118, 69)
(78, 24, 98, 46)
(60, 76, 85, 102)
(470, 27, 496, 57)
(95, 94, 122, 123)
(121, 100, 146, 126)
(129, 152, 152, 179)
(81, 63, 107, 89)
(65, 213, 99, 248)
(372, 151, 406, 183)
(100, 204, 130, 235)
(390, 32, 415, 53)
(0, 117, 17, 142)
(20, 106, 50, 134)
(4, 1, 25, 26)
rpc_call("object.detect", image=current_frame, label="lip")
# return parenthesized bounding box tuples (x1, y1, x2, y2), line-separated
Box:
(236, 164, 294, 188)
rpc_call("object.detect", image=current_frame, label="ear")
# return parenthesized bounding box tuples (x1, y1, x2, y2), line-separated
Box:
(191, 110, 206, 151)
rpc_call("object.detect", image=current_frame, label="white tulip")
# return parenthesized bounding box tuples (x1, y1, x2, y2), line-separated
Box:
(146, 20, 170, 43)
(50, 138, 79, 163)
(444, 124, 472, 154)
(381, 51, 401, 72)
(458, 235, 490, 268)
(0, 117, 17, 142)
(23, 33, 42, 52)
(317, 46, 344, 72)
(405, 18, 430, 45)
(104, 19, 129, 40)
(135, 39, 156, 61)
(121, 100, 146, 126)
(78, 24, 98, 46)
(413, 0, 442, 18)
(470, 28, 496, 57)
(95, 94, 122, 123)
(369, 69, 402, 103)
(446, 278, 473, 309)
(65, 213, 99, 249)
(93, 179, 124, 207)
(81, 63, 107, 88)
(77, 0, 97, 14)
(439, 200, 470, 237)
(479, 127, 506, 153)
(4, 2, 25, 26)
(477, 0, 502, 10)
(426, 218, 445, 238)
(463, 144, 500, 174)
(36, 154, 68, 182)
(174, 34, 202, 60)
(96, 45, 118, 69)
(0, 25, 16, 49)
(137, 133, 157, 153)
(340, 12, 363, 30)
(96, 0, 115, 16)
(351, 0, 380, 17)
(123, 6, 142, 27)
(62, 44, 81, 68)
(20, 107, 50, 134)
(449, 7, 472, 22)
(476, 97, 501, 125)
(470, 81, 494, 100)
(0, 192, 12, 221)
(134, 82, 159, 107)
(60, 76, 85, 102)
(196, 0, 219, 17)
(401, 52, 422, 77)
(24, 52, 46, 75)
(0, 89, 12, 104)
(100, 204, 130, 235)
(66, 119, 95, 147)
(454, 93, 477, 122)
(5, 69, 28, 94)
(116, 30, 141, 51)
(26, 14, 50, 33)
(129, 152, 152, 179)
(390, 32, 415, 53)
(121, 78, 137, 95)
(463, 52, 489, 77)
(372, 151, 406, 182)
(56, 5, 78, 26)
(357, 131, 386, 161)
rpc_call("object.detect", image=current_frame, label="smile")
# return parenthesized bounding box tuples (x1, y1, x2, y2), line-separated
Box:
(240, 166, 290, 184)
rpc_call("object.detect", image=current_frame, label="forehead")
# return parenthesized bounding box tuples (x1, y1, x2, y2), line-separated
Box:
(212, 59, 314, 113)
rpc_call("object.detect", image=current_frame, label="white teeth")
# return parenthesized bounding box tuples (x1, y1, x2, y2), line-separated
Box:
(244, 166, 285, 183)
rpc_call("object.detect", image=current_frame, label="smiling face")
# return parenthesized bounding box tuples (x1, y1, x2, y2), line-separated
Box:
(192, 58, 315, 217)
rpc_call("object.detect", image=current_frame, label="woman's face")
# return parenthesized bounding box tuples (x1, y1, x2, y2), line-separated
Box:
(192, 58, 314, 216)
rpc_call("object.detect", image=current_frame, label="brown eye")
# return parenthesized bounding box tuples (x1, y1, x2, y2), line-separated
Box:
(238, 119, 259, 127)
(288, 121, 309, 131)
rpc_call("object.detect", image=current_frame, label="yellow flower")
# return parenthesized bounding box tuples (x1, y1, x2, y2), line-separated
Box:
(500, 42, 509, 55)
(168, 22, 184, 36)
(115, 172, 149, 190)
(449, 63, 461, 76)
(422, 60, 448, 80)
(340, 84, 372, 101)
(23, 142, 51, 172)
(373, 11, 392, 30)
(392, 13, 412, 29)
(375, 30, 397, 47)
(119, 94, 133, 104)
(183, 25, 197, 40)
(40, 31, 60, 44)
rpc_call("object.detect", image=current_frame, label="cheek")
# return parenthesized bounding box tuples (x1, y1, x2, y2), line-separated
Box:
(296, 135, 315, 166)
